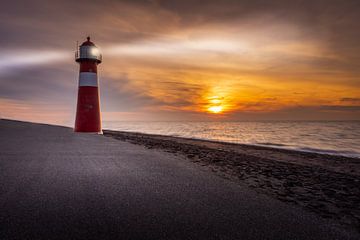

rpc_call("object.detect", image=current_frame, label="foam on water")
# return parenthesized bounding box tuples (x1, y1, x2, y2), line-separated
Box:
(103, 121, 360, 158)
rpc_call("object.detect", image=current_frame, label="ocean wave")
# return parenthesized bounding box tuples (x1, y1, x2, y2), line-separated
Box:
(104, 121, 360, 159)
(296, 147, 360, 158)
(255, 142, 289, 147)
(254, 142, 360, 158)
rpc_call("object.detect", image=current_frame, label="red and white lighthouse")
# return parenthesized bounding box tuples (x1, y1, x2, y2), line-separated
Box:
(74, 36, 102, 133)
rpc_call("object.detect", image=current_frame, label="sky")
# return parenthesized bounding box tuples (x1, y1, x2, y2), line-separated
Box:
(1, 0, 360, 125)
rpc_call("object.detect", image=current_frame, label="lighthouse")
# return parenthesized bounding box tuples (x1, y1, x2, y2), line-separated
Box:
(74, 37, 102, 133)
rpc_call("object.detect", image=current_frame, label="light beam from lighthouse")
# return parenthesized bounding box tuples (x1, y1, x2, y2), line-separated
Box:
(74, 36, 102, 133)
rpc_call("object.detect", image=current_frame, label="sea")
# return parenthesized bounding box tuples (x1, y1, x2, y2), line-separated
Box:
(103, 121, 360, 158)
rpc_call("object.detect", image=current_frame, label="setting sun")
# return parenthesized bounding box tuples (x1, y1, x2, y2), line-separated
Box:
(206, 95, 226, 114)
(208, 105, 223, 113)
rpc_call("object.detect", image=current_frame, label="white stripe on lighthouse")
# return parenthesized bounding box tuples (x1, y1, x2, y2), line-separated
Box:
(79, 72, 98, 87)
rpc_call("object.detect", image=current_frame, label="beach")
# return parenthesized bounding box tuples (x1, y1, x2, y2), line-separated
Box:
(104, 130, 360, 232)
(0, 119, 359, 239)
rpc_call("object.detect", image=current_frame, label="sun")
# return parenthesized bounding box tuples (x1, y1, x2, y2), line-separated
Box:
(206, 96, 225, 114)
(208, 105, 223, 114)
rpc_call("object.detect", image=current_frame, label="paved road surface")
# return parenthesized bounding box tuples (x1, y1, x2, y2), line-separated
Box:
(0, 119, 358, 239)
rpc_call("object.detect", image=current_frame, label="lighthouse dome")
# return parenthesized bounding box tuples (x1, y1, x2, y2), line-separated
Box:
(75, 36, 102, 63)
(81, 36, 95, 46)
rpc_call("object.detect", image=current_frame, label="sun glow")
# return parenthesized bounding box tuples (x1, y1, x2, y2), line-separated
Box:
(207, 96, 225, 114)
(208, 105, 223, 113)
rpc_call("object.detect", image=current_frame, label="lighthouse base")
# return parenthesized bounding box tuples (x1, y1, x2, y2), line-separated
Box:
(74, 86, 101, 133)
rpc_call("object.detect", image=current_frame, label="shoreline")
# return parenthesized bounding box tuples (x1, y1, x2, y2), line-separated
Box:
(103, 121, 360, 159)
(104, 129, 360, 232)
(107, 129, 360, 159)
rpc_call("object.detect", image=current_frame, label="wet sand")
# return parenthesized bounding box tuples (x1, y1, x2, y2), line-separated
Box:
(104, 130, 360, 232)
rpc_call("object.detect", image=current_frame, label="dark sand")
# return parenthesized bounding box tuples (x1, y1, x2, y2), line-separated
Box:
(0, 119, 359, 239)
(104, 130, 360, 233)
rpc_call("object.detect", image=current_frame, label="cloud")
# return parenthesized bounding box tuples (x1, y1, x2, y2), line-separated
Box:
(0, 65, 76, 101)
(228, 104, 360, 121)
(100, 74, 166, 112)
(1, 0, 360, 122)
(340, 98, 360, 103)
(320, 105, 360, 111)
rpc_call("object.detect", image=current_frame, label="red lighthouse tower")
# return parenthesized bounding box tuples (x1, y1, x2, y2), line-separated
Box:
(74, 37, 102, 133)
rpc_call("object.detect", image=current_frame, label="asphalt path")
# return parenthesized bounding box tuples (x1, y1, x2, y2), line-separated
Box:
(0, 119, 358, 240)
